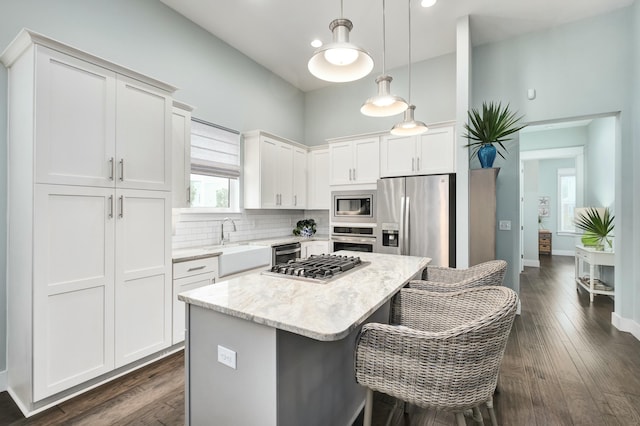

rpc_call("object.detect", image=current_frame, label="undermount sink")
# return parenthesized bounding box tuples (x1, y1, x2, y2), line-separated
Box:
(216, 245, 271, 278)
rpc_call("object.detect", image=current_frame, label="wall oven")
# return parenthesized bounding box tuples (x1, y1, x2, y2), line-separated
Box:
(331, 191, 376, 223)
(331, 225, 376, 253)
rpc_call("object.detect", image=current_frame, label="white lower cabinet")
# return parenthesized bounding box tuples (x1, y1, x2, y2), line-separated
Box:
(32, 186, 172, 397)
(172, 257, 218, 344)
(301, 240, 330, 258)
(114, 190, 172, 367)
(33, 185, 116, 400)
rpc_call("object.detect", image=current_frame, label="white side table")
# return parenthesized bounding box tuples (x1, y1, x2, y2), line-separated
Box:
(574, 245, 615, 303)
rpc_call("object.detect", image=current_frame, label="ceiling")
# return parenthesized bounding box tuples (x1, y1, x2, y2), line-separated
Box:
(160, 0, 633, 92)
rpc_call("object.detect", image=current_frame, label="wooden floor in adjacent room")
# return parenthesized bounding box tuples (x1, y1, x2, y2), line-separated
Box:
(2, 255, 639, 425)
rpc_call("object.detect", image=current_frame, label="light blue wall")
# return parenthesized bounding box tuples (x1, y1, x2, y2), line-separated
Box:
(0, 0, 305, 373)
(538, 158, 578, 253)
(304, 53, 457, 145)
(633, 0, 640, 327)
(472, 8, 634, 310)
(585, 117, 616, 208)
(521, 126, 587, 152)
(522, 160, 539, 262)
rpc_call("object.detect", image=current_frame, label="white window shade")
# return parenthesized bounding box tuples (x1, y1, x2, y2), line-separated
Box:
(191, 118, 240, 179)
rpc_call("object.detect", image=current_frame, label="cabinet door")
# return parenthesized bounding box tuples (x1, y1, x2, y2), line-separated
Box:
(172, 106, 191, 207)
(35, 47, 116, 187)
(114, 189, 171, 367)
(417, 126, 455, 174)
(353, 137, 380, 183)
(33, 185, 115, 400)
(308, 149, 330, 209)
(116, 75, 172, 191)
(260, 137, 280, 208)
(329, 141, 354, 185)
(292, 147, 307, 208)
(380, 135, 416, 177)
(172, 272, 216, 345)
(277, 142, 294, 208)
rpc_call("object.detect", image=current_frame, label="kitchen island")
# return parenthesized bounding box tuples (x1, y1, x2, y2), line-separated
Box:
(178, 251, 429, 426)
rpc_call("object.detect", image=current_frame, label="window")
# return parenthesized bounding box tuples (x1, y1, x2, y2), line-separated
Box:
(558, 168, 576, 233)
(190, 118, 240, 211)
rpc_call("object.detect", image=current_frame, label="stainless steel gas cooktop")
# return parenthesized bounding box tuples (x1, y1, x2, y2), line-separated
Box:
(262, 254, 369, 283)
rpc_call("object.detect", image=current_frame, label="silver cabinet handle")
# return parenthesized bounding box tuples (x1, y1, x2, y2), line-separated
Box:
(109, 157, 114, 180)
(353, 168, 356, 181)
(119, 159, 124, 181)
(187, 265, 206, 272)
(412, 158, 415, 172)
(211, 277, 216, 284)
(417, 157, 420, 171)
(349, 168, 352, 181)
(187, 186, 190, 205)
(294, 195, 297, 206)
(108, 195, 114, 218)
(119, 195, 124, 218)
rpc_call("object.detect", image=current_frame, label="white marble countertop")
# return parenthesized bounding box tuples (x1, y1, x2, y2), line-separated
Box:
(178, 251, 429, 341)
(172, 234, 331, 263)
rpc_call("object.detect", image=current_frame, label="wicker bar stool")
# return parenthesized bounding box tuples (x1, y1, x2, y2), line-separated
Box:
(408, 260, 507, 292)
(354, 286, 518, 426)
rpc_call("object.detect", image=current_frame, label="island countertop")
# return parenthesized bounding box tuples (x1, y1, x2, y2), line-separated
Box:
(178, 251, 429, 341)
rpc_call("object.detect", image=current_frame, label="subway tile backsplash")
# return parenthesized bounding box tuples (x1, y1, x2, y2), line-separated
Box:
(172, 209, 329, 250)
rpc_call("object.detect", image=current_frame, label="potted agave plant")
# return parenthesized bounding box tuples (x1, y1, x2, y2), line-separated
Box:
(574, 207, 614, 250)
(463, 101, 527, 168)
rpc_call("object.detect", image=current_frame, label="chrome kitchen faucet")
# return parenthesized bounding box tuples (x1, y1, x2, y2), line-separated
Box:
(221, 217, 237, 245)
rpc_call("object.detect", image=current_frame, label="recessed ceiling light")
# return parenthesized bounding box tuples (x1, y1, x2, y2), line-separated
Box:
(310, 39, 323, 48)
(421, 0, 437, 7)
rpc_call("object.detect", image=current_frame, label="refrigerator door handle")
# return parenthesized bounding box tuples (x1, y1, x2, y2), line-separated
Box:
(399, 196, 406, 255)
(405, 197, 411, 255)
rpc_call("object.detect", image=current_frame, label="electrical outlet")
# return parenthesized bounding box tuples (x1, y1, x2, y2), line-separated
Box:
(217, 345, 237, 369)
(499, 220, 512, 231)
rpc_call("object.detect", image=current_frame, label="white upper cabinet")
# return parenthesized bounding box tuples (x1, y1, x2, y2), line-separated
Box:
(35, 47, 116, 187)
(307, 147, 330, 210)
(380, 124, 456, 177)
(293, 147, 307, 208)
(171, 102, 194, 208)
(34, 46, 172, 191)
(243, 130, 307, 209)
(115, 75, 172, 191)
(328, 136, 380, 186)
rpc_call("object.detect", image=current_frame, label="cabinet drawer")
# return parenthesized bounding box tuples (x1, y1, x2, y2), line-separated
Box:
(173, 256, 218, 279)
(539, 244, 551, 252)
(539, 237, 551, 244)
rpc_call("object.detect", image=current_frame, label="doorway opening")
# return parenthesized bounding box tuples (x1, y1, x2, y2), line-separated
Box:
(519, 115, 616, 272)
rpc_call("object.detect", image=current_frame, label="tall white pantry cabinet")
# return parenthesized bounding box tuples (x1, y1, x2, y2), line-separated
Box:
(1, 30, 175, 413)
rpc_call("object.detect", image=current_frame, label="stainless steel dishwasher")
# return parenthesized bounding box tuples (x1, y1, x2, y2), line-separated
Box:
(272, 242, 301, 265)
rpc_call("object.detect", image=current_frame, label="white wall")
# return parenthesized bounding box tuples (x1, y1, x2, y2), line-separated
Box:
(522, 160, 540, 264)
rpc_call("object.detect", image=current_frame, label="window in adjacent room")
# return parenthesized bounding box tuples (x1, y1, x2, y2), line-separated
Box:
(557, 168, 576, 233)
(190, 118, 240, 211)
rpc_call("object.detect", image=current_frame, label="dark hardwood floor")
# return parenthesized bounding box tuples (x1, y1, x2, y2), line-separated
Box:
(2, 255, 639, 425)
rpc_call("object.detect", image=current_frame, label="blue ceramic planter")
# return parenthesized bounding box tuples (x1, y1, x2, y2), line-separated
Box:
(478, 144, 497, 168)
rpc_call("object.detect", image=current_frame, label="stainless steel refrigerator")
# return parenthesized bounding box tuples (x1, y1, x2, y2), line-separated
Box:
(376, 175, 456, 267)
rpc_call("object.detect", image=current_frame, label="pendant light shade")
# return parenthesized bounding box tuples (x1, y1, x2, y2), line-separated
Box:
(392, 0, 428, 134)
(361, 75, 409, 117)
(361, 0, 408, 117)
(391, 105, 428, 135)
(308, 16, 374, 82)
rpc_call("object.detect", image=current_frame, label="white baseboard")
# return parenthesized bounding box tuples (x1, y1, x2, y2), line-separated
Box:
(612, 312, 640, 342)
(0, 369, 6, 392)
(551, 249, 575, 256)
(523, 259, 540, 268)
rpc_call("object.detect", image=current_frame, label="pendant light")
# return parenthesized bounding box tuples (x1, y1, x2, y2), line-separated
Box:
(361, 0, 408, 117)
(391, 0, 428, 135)
(308, 0, 374, 83)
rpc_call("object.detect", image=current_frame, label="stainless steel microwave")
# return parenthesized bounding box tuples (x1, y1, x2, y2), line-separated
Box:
(331, 191, 376, 223)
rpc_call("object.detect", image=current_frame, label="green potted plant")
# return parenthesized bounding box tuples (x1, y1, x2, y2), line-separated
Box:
(574, 207, 614, 250)
(293, 218, 317, 238)
(463, 101, 527, 168)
